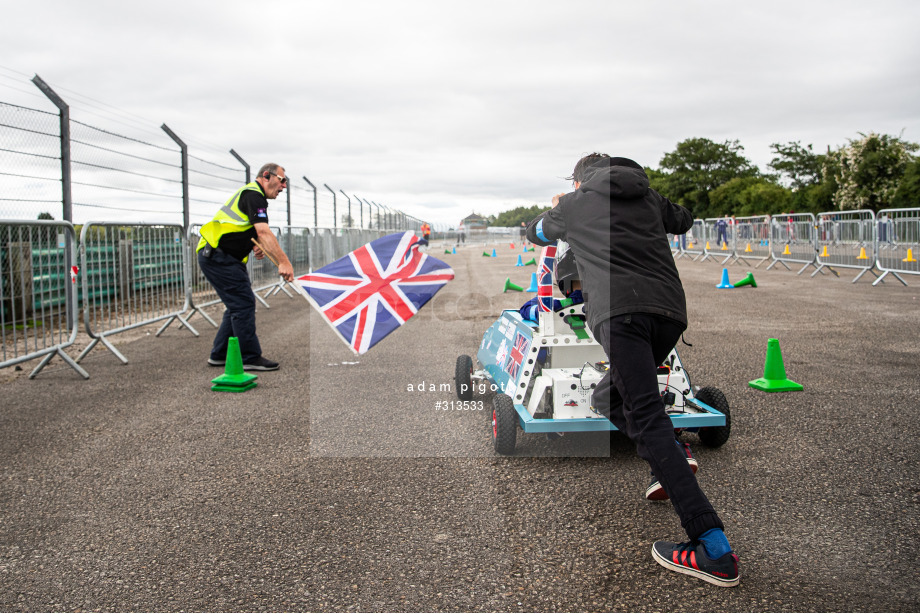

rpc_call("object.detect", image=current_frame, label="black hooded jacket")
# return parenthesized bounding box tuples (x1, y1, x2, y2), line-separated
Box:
(526, 158, 693, 332)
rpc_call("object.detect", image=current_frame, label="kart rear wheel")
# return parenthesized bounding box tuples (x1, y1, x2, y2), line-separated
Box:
(492, 393, 517, 455)
(696, 386, 731, 448)
(455, 355, 473, 400)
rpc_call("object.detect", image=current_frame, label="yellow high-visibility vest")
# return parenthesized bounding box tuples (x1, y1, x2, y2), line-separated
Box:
(196, 182, 265, 260)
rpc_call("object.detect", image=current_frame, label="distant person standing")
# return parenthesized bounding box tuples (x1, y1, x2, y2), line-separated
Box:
(421, 222, 432, 242)
(458, 222, 466, 244)
(196, 163, 294, 372)
(716, 217, 728, 247)
(519, 221, 526, 242)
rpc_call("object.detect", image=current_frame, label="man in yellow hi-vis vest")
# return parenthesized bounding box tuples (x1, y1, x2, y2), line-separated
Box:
(197, 163, 294, 371)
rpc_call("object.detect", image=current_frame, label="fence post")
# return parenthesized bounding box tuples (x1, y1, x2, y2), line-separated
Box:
(31, 75, 77, 328)
(229, 149, 250, 183)
(353, 194, 363, 229)
(324, 184, 337, 230)
(303, 176, 318, 228)
(31, 75, 71, 223)
(339, 190, 351, 228)
(160, 124, 190, 231)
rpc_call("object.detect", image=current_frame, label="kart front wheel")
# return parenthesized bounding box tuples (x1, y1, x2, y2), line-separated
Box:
(455, 355, 473, 400)
(696, 386, 731, 448)
(492, 393, 517, 455)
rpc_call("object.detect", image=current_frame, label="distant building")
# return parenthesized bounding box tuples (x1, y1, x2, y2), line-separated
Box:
(462, 213, 489, 231)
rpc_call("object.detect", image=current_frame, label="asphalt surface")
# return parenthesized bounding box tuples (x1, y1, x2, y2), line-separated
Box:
(1, 241, 918, 612)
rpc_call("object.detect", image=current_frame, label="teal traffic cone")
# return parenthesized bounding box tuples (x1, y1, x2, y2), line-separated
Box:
(525, 272, 538, 292)
(211, 337, 258, 392)
(716, 268, 733, 289)
(491, 248, 497, 257)
(452, 247, 456, 254)
(515, 255, 524, 267)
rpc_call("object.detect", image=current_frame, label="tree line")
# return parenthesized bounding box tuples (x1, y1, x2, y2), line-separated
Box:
(489, 132, 920, 226)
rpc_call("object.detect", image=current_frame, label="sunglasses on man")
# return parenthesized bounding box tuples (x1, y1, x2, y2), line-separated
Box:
(266, 171, 287, 185)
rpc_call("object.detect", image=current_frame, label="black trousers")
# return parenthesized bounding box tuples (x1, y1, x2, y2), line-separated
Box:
(198, 250, 262, 363)
(592, 313, 724, 541)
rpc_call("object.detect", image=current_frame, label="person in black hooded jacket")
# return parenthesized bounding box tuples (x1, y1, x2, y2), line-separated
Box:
(526, 153, 740, 587)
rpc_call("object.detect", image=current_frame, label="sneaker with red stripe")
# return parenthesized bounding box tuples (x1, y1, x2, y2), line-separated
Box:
(651, 540, 740, 587)
(645, 442, 699, 501)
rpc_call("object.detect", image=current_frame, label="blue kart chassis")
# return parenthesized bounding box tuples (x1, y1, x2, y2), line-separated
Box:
(509, 398, 726, 434)
(474, 307, 727, 435)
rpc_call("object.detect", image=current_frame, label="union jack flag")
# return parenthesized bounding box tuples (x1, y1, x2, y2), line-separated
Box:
(503, 331, 530, 381)
(537, 244, 557, 312)
(295, 232, 454, 355)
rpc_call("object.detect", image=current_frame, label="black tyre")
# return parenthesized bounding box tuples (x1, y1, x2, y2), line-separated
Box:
(491, 393, 517, 455)
(696, 386, 731, 448)
(455, 355, 473, 400)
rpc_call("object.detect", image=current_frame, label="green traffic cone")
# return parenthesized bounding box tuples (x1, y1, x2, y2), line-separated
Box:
(733, 272, 757, 288)
(211, 337, 258, 392)
(748, 338, 803, 392)
(503, 277, 524, 292)
(482, 251, 491, 257)
(444, 249, 452, 254)
(523, 258, 537, 266)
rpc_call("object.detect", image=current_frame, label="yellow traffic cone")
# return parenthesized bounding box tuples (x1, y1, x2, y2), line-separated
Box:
(857, 247, 868, 260)
(903, 248, 917, 262)
(782, 244, 791, 255)
(721, 242, 728, 250)
(821, 245, 829, 257)
(745, 243, 752, 253)
(705, 241, 711, 250)
(688, 241, 694, 249)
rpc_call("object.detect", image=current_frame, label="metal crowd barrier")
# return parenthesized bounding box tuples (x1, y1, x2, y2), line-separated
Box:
(730, 215, 771, 267)
(813, 210, 878, 282)
(698, 218, 735, 264)
(766, 213, 818, 274)
(248, 225, 287, 305)
(184, 224, 222, 329)
(77, 222, 198, 364)
(874, 207, 920, 286)
(0, 220, 88, 379)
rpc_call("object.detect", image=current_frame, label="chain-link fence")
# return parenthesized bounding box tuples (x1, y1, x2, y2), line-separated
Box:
(0, 101, 62, 220)
(0, 74, 418, 232)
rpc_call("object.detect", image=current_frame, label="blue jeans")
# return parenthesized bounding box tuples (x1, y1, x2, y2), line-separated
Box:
(592, 314, 724, 541)
(197, 250, 262, 363)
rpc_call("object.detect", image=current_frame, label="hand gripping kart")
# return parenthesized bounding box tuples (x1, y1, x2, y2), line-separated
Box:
(455, 244, 731, 455)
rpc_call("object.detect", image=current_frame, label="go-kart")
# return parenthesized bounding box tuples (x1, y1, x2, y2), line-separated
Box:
(455, 246, 731, 455)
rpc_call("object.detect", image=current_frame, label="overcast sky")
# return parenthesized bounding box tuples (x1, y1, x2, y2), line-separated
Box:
(3, 0, 919, 228)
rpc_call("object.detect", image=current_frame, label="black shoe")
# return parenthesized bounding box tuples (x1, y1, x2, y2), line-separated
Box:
(207, 357, 225, 367)
(651, 540, 740, 587)
(243, 356, 279, 371)
(645, 442, 699, 501)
